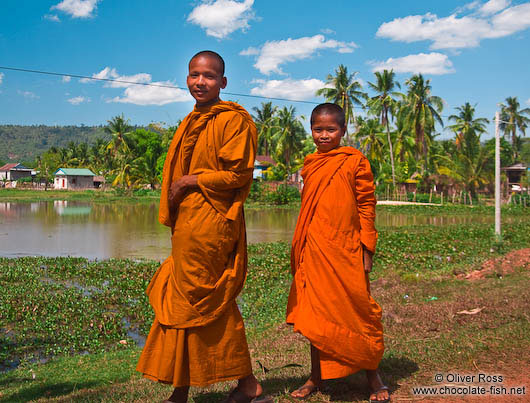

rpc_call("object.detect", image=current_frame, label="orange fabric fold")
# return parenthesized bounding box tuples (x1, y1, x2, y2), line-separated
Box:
(286, 146, 383, 380)
(137, 100, 257, 387)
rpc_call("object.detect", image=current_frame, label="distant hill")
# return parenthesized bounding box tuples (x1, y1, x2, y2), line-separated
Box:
(0, 125, 110, 164)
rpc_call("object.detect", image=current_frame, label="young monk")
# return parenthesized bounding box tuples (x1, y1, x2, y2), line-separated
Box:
(286, 103, 390, 403)
(136, 51, 272, 403)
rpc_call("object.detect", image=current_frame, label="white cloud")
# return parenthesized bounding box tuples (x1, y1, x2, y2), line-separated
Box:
(80, 67, 151, 88)
(479, 0, 511, 15)
(369, 52, 455, 75)
(376, 2, 530, 50)
(44, 14, 60, 22)
(321, 28, 335, 35)
(18, 90, 40, 99)
(80, 66, 192, 105)
(250, 78, 328, 101)
(491, 3, 530, 37)
(62, 75, 71, 83)
(51, 0, 99, 18)
(0, 73, 4, 84)
(68, 96, 90, 105)
(239, 47, 260, 56)
(527, 98, 530, 105)
(241, 35, 358, 75)
(456, 1, 481, 14)
(187, 0, 255, 39)
(110, 83, 192, 105)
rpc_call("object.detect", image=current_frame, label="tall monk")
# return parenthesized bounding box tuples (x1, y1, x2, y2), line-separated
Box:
(286, 103, 390, 403)
(136, 51, 272, 403)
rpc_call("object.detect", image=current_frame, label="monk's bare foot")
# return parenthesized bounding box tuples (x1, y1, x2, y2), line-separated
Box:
(236, 374, 263, 398)
(164, 386, 189, 403)
(366, 369, 390, 402)
(290, 377, 321, 400)
(224, 374, 273, 402)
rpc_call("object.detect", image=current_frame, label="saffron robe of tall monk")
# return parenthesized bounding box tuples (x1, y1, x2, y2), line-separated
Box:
(286, 146, 384, 380)
(136, 101, 257, 387)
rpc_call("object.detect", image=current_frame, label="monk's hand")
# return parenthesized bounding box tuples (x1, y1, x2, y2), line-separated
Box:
(169, 175, 199, 208)
(363, 247, 374, 273)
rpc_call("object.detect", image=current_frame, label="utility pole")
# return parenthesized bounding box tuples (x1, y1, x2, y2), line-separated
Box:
(495, 111, 501, 241)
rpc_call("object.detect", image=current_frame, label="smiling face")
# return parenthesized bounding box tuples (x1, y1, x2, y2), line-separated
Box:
(311, 113, 346, 152)
(187, 55, 227, 107)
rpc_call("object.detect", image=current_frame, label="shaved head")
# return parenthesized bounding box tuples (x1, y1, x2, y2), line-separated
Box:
(310, 103, 346, 128)
(189, 50, 225, 76)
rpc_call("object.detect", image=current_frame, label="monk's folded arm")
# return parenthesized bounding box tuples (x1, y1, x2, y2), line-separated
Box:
(198, 168, 253, 190)
(198, 113, 256, 191)
(355, 156, 378, 253)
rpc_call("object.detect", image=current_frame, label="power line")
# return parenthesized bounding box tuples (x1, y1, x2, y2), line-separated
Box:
(0, 65, 320, 105)
(0, 65, 518, 124)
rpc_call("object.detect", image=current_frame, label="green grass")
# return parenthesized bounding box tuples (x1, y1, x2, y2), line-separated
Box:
(1, 211, 529, 402)
(0, 189, 161, 204)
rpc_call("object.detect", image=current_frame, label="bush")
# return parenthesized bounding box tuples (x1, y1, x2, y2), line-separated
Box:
(248, 181, 264, 202)
(265, 184, 300, 205)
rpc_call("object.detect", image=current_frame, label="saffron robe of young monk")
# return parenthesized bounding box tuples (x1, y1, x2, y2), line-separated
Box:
(286, 146, 384, 380)
(136, 101, 257, 387)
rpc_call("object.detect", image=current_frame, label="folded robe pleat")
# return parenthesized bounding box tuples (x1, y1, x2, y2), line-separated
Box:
(137, 101, 257, 387)
(286, 146, 384, 380)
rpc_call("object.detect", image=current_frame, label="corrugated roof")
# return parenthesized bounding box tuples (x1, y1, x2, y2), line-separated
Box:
(55, 168, 96, 176)
(0, 163, 31, 171)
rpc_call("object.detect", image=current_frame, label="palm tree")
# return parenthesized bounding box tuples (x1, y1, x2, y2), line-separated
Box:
(272, 106, 307, 176)
(252, 102, 277, 156)
(367, 69, 402, 187)
(402, 74, 444, 173)
(316, 64, 366, 140)
(393, 105, 416, 165)
(105, 114, 132, 156)
(356, 117, 386, 163)
(438, 103, 490, 199)
(498, 97, 530, 158)
(448, 103, 489, 156)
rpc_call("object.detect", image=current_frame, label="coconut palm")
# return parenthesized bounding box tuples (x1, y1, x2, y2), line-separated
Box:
(316, 64, 366, 139)
(356, 117, 386, 163)
(105, 114, 132, 156)
(367, 69, 402, 187)
(402, 74, 444, 172)
(438, 103, 491, 199)
(252, 102, 277, 156)
(393, 105, 416, 164)
(498, 96, 530, 158)
(271, 106, 307, 176)
(448, 103, 489, 157)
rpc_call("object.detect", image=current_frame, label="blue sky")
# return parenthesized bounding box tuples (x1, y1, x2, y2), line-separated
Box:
(1, 0, 529, 139)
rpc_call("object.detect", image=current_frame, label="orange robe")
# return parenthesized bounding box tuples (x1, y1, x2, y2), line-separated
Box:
(286, 146, 384, 380)
(136, 101, 257, 387)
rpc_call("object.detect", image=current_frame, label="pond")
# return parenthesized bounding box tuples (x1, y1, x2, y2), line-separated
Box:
(0, 201, 497, 260)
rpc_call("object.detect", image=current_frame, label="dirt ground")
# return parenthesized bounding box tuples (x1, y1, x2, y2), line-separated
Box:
(459, 248, 530, 280)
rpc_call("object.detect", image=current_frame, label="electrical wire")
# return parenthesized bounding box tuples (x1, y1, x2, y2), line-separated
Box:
(0, 66, 321, 105)
(0, 65, 519, 124)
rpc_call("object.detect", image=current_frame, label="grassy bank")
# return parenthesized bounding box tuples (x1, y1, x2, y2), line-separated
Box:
(0, 189, 161, 204)
(1, 214, 529, 401)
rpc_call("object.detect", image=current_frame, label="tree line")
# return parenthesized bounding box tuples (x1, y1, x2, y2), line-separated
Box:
(253, 66, 530, 198)
(15, 66, 530, 195)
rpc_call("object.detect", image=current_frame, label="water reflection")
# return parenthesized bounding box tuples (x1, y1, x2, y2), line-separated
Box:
(0, 201, 498, 260)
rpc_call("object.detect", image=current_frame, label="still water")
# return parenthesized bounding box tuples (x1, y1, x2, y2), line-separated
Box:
(0, 201, 494, 260)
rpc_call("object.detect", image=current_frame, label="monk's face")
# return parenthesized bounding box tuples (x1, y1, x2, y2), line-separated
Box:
(187, 55, 227, 107)
(311, 113, 345, 152)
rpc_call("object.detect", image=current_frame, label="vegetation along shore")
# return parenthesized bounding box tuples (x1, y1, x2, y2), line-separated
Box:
(1, 207, 529, 402)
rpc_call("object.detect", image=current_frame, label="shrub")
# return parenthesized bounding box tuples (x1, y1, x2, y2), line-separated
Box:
(265, 184, 300, 205)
